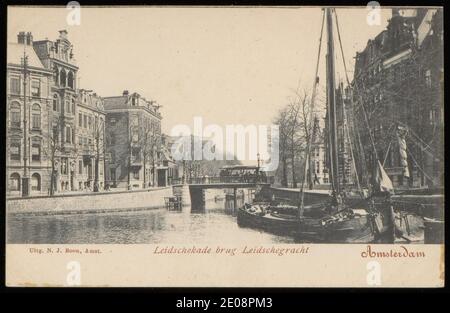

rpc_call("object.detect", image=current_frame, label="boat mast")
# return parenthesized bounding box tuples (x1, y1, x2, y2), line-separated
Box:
(298, 9, 325, 218)
(326, 8, 340, 196)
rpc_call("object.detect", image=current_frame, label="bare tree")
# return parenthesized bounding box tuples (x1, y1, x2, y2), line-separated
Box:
(139, 122, 161, 188)
(42, 115, 80, 196)
(273, 106, 290, 187)
(92, 116, 106, 192)
(273, 88, 313, 188)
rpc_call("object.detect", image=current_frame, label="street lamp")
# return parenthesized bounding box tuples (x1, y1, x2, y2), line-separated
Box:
(21, 50, 30, 197)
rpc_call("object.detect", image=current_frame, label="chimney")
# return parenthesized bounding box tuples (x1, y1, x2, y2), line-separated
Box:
(17, 32, 26, 44)
(123, 90, 129, 96)
(26, 32, 33, 45)
(59, 29, 68, 40)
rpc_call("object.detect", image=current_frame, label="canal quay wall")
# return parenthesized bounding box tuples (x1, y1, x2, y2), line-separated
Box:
(6, 187, 173, 215)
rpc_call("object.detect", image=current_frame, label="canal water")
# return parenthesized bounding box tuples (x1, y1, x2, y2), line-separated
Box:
(7, 198, 294, 244)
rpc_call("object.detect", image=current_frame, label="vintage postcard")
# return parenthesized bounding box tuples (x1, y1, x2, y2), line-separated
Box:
(5, 4, 444, 288)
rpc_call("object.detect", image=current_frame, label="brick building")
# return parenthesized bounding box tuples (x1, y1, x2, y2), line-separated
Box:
(104, 91, 163, 189)
(7, 30, 108, 196)
(32, 30, 80, 193)
(75, 89, 106, 191)
(351, 8, 443, 189)
(6, 33, 53, 196)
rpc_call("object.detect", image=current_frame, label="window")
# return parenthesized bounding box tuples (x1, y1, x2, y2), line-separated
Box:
(66, 100, 71, 114)
(53, 94, 59, 111)
(9, 173, 20, 191)
(52, 126, 59, 143)
(88, 116, 92, 130)
(60, 70, 66, 87)
(79, 113, 82, 127)
(133, 169, 140, 180)
(61, 158, 68, 175)
(10, 77, 20, 94)
(83, 114, 87, 128)
(31, 80, 40, 97)
(110, 168, 116, 181)
(109, 134, 116, 145)
(65, 126, 71, 143)
(68, 72, 74, 89)
(71, 98, 75, 114)
(132, 147, 140, 159)
(10, 142, 21, 161)
(32, 104, 41, 129)
(31, 173, 41, 191)
(425, 69, 432, 88)
(10, 102, 21, 128)
(132, 129, 139, 142)
(78, 160, 83, 174)
(54, 67, 59, 86)
(31, 142, 41, 161)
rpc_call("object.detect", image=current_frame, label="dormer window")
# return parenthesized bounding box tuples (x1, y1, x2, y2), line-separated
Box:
(132, 97, 136, 106)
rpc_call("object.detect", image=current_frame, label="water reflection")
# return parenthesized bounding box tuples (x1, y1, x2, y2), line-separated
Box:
(7, 199, 293, 244)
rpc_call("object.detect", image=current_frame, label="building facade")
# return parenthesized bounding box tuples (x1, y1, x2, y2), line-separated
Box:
(7, 30, 107, 196)
(104, 91, 163, 189)
(75, 89, 106, 191)
(33, 30, 80, 193)
(351, 8, 443, 189)
(309, 117, 330, 187)
(7, 33, 53, 196)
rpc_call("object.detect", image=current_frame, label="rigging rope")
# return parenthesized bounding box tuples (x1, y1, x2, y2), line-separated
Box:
(333, 9, 364, 196)
(334, 8, 380, 165)
(407, 147, 436, 185)
(382, 140, 392, 166)
(299, 8, 326, 217)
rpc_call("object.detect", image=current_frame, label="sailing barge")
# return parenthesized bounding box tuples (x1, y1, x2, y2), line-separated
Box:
(237, 8, 440, 243)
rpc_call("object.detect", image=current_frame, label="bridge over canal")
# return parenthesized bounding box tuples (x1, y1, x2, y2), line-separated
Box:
(173, 180, 271, 211)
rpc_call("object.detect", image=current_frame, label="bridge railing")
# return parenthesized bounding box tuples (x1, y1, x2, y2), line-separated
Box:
(172, 176, 270, 185)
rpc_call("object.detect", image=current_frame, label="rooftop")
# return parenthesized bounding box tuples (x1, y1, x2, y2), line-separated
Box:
(7, 42, 46, 69)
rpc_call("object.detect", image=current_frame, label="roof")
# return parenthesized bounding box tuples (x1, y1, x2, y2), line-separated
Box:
(7, 43, 46, 69)
(103, 96, 129, 110)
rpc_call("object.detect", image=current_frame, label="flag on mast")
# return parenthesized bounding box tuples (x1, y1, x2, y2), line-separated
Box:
(375, 160, 394, 193)
(397, 126, 410, 178)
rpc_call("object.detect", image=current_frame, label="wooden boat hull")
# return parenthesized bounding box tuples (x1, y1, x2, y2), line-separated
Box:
(295, 213, 375, 243)
(236, 206, 298, 236)
(237, 204, 375, 243)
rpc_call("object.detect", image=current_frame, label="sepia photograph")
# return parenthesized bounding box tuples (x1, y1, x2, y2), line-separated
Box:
(4, 4, 444, 287)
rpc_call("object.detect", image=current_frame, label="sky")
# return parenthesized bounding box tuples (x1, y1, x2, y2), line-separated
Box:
(8, 6, 392, 164)
(7, 6, 392, 129)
